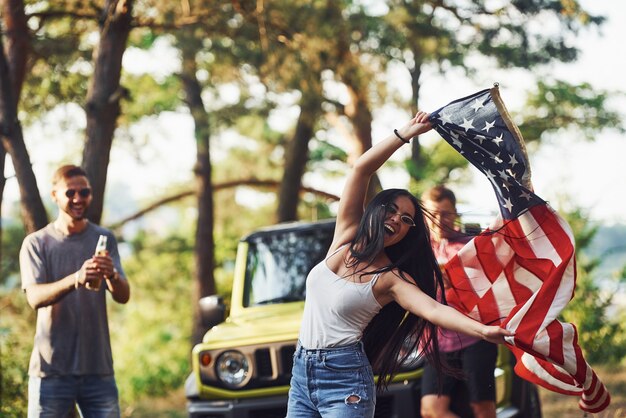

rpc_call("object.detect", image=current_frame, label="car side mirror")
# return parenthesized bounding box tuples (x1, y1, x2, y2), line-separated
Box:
(199, 295, 226, 330)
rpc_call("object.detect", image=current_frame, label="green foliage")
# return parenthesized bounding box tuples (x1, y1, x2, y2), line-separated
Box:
(128, 28, 161, 50)
(559, 208, 626, 364)
(1, 221, 26, 287)
(111, 230, 195, 405)
(20, 17, 95, 124)
(108, 194, 283, 406)
(0, 212, 31, 416)
(309, 140, 348, 164)
(377, 0, 605, 76)
(563, 274, 626, 364)
(405, 139, 470, 196)
(520, 80, 624, 142)
(0, 289, 35, 417)
(120, 74, 183, 124)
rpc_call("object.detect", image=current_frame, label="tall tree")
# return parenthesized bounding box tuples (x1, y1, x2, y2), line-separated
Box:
(232, 0, 362, 222)
(332, 3, 384, 202)
(241, 0, 328, 223)
(375, 0, 606, 184)
(83, 0, 134, 224)
(0, 0, 47, 234)
(179, 35, 217, 344)
(2, 0, 135, 229)
(276, 87, 323, 222)
(124, 1, 248, 341)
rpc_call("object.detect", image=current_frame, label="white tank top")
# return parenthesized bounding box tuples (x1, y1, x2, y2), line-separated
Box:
(298, 246, 383, 348)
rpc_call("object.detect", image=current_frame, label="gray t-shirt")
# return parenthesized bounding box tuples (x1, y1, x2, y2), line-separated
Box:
(20, 222, 126, 377)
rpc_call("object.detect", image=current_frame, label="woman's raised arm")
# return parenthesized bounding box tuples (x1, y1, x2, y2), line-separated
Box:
(331, 111, 433, 249)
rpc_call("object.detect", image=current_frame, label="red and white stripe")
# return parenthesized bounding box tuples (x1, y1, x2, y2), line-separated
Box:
(445, 204, 610, 413)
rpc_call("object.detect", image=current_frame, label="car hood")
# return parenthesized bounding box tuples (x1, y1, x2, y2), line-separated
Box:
(200, 302, 304, 348)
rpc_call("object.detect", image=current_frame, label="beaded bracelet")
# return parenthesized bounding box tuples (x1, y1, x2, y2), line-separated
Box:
(393, 129, 410, 144)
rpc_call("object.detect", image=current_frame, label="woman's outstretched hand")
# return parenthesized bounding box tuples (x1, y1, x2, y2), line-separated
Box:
(396, 110, 432, 140)
(481, 325, 514, 345)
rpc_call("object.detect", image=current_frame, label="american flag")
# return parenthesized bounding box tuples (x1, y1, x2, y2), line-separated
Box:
(428, 85, 610, 413)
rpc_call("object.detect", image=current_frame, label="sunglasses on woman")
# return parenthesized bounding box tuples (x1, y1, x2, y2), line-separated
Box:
(383, 204, 416, 227)
(65, 188, 92, 198)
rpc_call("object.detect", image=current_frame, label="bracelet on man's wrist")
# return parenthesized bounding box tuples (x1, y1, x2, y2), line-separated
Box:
(393, 129, 410, 144)
(74, 271, 81, 289)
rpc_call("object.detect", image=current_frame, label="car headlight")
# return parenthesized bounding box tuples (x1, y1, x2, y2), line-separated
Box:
(400, 346, 423, 369)
(398, 338, 424, 371)
(215, 350, 250, 388)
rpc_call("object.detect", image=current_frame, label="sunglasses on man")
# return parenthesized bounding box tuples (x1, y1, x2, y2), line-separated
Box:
(64, 188, 92, 198)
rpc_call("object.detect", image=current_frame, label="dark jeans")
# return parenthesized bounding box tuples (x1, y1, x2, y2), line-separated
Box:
(28, 375, 120, 418)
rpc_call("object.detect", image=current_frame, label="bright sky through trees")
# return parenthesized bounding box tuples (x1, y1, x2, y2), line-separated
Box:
(3, 0, 624, 226)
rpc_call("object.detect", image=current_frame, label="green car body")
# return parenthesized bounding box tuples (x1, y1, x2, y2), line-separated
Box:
(186, 219, 541, 418)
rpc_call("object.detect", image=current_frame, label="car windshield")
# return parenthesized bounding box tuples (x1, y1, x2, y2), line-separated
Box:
(243, 224, 334, 307)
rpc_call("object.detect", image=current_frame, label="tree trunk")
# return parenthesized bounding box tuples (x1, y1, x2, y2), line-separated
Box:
(0, 147, 4, 264)
(344, 83, 381, 203)
(0, 11, 48, 234)
(276, 91, 321, 223)
(82, 0, 133, 224)
(3, 0, 29, 92)
(409, 54, 424, 182)
(180, 44, 217, 345)
(332, 6, 382, 203)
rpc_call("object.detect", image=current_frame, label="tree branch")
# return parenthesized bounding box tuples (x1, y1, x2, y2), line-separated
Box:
(28, 10, 100, 21)
(106, 178, 339, 231)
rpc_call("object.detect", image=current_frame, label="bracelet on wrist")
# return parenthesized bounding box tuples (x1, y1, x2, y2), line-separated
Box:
(74, 271, 80, 289)
(393, 129, 410, 144)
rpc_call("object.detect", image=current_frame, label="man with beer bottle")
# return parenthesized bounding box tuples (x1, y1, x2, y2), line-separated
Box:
(19, 164, 130, 418)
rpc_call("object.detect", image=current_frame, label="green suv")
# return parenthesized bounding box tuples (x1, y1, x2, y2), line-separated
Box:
(185, 219, 542, 418)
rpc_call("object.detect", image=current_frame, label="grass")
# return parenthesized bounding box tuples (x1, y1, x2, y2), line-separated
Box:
(539, 364, 626, 418)
(121, 388, 187, 418)
(122, 364, 626, 417)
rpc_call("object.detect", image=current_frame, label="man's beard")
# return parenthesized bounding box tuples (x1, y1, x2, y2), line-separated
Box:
(64, 205, 87, 221)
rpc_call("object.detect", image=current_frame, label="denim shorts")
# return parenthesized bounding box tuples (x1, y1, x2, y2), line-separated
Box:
(286, 341, 376, 418)
(28, 375, 120, 418)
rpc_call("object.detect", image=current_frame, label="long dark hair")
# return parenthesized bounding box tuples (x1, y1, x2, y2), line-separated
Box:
(347, 189, 448, 392)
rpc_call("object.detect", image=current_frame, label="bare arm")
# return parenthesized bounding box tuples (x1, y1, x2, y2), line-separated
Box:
(106, 273, 130, 304)
(24, 256, 130, 308)
(388, 275, 513, 344)
(332, 111, 433, 250)
(24, 274, 76, 310)
(24, 258, 102, 309)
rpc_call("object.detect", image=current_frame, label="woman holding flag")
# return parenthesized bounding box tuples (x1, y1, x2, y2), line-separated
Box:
(286, 110, 513, 418)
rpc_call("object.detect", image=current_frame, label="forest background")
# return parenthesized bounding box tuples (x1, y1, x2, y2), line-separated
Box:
(1, 0, 625, 416)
